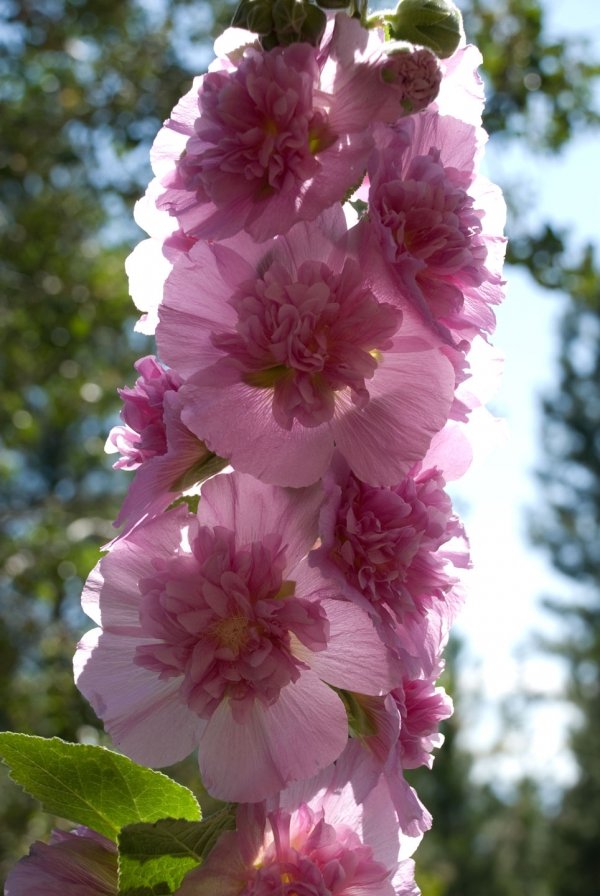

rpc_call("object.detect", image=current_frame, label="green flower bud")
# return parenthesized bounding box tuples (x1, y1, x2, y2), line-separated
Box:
(388, 0, 463, 59)
(297, 3, 327, 45)
(232, 0, 274, 35)
(315, 0, 351, 9)
(272, 0, 326, 47)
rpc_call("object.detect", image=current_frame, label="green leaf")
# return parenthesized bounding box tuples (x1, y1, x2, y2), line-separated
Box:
(118, 811, 236, 896)
(0, 733, 201, 841)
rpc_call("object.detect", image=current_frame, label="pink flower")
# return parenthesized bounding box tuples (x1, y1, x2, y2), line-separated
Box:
(157, 208, 455, 488)
(177, 750, 420, 896)
(310, 455, 469, 631)
(106, 357, 225, 533)
(75, 471, 400, 802)
(395, 675, 453, 769)
(106, 356, 183, 471)
(4, 828, 117, 896)
(142, 15, 440, 242)
(331, 677, 451, 837)
(363, 109, 506, 346)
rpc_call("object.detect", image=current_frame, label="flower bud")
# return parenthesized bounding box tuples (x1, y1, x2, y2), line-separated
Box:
(315, 0, 351, 9)
(231, 0, 274, 35)
(272, 0, 327, 46)
(388, 0, 463, 59)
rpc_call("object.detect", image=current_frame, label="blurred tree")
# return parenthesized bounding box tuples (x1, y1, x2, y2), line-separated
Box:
(530, 251, 600, 896)
(0, 0, 236, 875)
(412, 643, 551, 896)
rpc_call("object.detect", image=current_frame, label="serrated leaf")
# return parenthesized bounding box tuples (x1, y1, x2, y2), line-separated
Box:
(0, 733, 201, 841)
(118, 811, 236, 896)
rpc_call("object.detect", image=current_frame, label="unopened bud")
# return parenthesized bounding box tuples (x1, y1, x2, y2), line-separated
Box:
(297, 3, 327, 45)
(272, 0, 326, 47)
(315, 0, 351, 9)
(388, 0, 463, 59)
(380, 41, 441, 116)
(232, 0, 274, 35)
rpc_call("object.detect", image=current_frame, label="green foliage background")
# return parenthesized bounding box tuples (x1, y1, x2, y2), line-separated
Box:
(1, 0, 599, 892)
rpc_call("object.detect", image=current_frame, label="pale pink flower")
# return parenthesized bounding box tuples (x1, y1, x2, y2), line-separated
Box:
(178, 750, 420, 896)
(141, 14, 440, 242)
(310, 455, 469, 632)
(106, 357, 224, 533)
(157, 208, 455, 488)
(106, 356, 183, 471)
(395, 675, 453, 769)
(113, 390, 227, 534)
(332, 677, 451, 837)
(75, 471, 400, 802)
(4, 828, 117, 896)
(363, 109, 506, 346)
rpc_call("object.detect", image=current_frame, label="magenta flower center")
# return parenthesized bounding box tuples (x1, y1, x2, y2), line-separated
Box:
(135, 527, 328, 721)
(180, 45, 332, 205)
(213, 258, 401, 429)
(243, 807, 390, 895)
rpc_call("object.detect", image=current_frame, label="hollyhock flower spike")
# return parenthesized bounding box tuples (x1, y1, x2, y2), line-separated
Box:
(140, 13, 441, 243)
(157, 206, 456, 488)
(177, 749, 420, 896)
(75, 470, 401, 803)
(106, 356, 227, 533)
(4, 827, 117, 896)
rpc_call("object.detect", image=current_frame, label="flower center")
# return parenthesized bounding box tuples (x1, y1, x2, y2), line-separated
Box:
(134, 528, 327, 720)
(213, 258, 401, 429)
(180, 45, 327, 205)
(211, 614, 250, 655)
(244, 807, 390, 896)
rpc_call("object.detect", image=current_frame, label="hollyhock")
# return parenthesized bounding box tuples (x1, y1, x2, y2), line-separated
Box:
(141, 13, 441, 243)
(395, 674, 453, 769)
(177, 749, 420, 896)
(331, 673, 452, 836)
(310, 455, 469, 635)
(106, 356, 226, 532)
(75, 470, 401, 802)
(4, 827, 117, 896)
(106, 355, 184, 470)
(363, 109, 506, 346)
(157, 207, 456, 488)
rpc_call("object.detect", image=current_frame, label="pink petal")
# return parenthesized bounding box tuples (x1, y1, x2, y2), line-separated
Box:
(75, 631, 202, 767)
(297, 597, 401, 694)
(199, 472, 322, 569)
(181, 380, 334, 487)
(198, 671, 347, 802)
